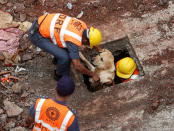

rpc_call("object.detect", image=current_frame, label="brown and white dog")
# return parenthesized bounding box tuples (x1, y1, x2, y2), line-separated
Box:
(79, 49, 115, 85)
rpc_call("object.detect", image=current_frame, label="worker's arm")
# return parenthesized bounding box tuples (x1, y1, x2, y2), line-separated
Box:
(72, 59, 99, 81)
(66, 41, 99, 81)
(67, 114, 80, 131)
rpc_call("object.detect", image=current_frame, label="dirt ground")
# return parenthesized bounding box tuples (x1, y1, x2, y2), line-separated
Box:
(0, 0, 174, 130)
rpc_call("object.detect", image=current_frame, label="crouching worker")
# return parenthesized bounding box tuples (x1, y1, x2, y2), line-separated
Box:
(116, 57, 139, 82)
(28, 13, 102, 82)
(23, 76, 80, 131)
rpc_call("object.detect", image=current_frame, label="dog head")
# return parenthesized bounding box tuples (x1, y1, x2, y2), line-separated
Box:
(93, 49, 114, 70)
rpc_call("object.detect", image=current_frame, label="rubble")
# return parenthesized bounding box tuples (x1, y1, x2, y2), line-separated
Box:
(19, 21, 32, 32)
(0, 10, 19, 29)
(77, 11, 84, 19)
(10, 126, 26, 131)
(4, 122, 15, 130)
(22, 53, 33, 61)
(0, 114, 7, 124)
(0, 52, 5, 61)
(11, 83, 22, 94)
(21, 91, 29, 98)
(0, 108, 4, 115)
(3, 100, 23, 117)
(0, 0, 8, 4)
(19, 13, 27, 22)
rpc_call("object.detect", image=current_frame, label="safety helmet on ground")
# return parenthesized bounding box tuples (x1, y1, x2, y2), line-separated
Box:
(116, 57, 137, 79)
(89, 27, 102, 48)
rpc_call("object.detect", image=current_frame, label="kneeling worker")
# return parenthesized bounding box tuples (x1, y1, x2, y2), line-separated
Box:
(116, 57, 139, 82)
(24, 76, 79, 131)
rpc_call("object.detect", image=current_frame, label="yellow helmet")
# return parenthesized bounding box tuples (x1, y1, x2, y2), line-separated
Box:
(116, 57, 136, 79)
(89, 27, 102, 48)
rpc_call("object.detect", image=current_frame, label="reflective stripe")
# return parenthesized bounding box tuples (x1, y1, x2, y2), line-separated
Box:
(60, 16, 71, 47)
(130, 75, 139, 79)
(34, 126, 41, 131)
(35, 99, 46, 122)
(37, 120, 60, 131)
(50, 13, 60, 45)
(65, 30, 82, 42)
(60, 110, 73, 131)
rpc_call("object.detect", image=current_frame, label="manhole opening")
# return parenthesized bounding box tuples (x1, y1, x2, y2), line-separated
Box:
(81, 37, 144, 92)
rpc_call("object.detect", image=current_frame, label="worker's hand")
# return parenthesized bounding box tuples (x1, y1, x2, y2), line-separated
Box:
(92, 73, 100, 82)
(95, 46, 103, 52)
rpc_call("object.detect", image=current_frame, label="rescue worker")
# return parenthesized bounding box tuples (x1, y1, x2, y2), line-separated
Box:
(24, 76, 79, 131)
(116, 57, 139, 82)
(28, 13, 102, 81)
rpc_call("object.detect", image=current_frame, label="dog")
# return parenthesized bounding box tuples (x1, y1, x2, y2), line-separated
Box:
(79, 49, 115, 85)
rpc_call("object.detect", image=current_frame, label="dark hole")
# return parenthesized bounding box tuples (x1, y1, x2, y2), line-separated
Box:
(82, 48, 130, 92)
(81, 36, 145, 92)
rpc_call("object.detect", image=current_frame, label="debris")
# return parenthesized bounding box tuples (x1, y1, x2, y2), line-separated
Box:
(4, 122, 15, 130)
(67, 2, 73, 10)
(21, 91, 29, 98)
(36, 47, 42, 52)
(0, 52, 5, 61)
(11, 49, 24, 63)
(8, 76, 22, 81)
(0, 10, 20, 29)
(77, 11, 84, 19)
(0, 108, 4, 115)
(19, 21, 32, 32)
(3, 99, 23, 117)
(158, 0, 168, 6)
(0, 71, 11, 76)
(15, 66, 26, 73)
(0, 114, 7, 124)
(22, 53, 33, 61)
(40, 0, 46, 6)
(11, 83, 22, 94)
(14, 3, 25, 12)
(138, 4, 145, 12)
(0, 28, 23, 55)
(1, 77, 10, 83)
(10, 126, 26, 131)
(151, 100, 160, 110)
(100, 7, 108, 16)
(0, 0, 8, 4)
(19, 13, 27, 22)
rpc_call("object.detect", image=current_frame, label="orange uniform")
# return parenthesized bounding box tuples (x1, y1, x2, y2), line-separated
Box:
(33, 98, 75, 131)
(122, 69, 139, 82)
(38, 13, 88, 48)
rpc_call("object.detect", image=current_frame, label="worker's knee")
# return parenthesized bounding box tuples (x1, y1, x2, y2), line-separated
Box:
(57, 55, 70, 65)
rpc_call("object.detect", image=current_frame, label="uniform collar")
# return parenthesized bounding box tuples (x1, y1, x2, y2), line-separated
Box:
(52, 98, 67, 106)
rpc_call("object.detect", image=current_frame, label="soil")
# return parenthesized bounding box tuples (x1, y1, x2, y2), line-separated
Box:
(0, 0, 174, 130)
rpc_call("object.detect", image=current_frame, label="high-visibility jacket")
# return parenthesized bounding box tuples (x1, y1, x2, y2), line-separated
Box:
(122, 69, 139, 82)
(33, 98, 75, 131)
(38, 13, 88, 48)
